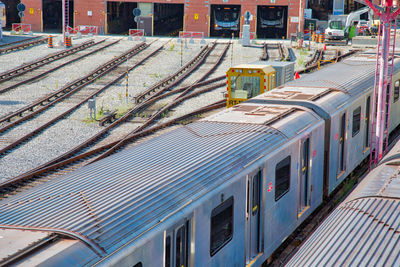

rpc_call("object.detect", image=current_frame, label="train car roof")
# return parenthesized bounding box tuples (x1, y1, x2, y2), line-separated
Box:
(252, 53, 400, 114)
(0, 103, 322, 264)
(286, 139, 400, 267)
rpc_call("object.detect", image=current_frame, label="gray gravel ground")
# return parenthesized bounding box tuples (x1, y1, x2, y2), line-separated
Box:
(0, 36, 132, 117)
(0, 33, 360, 182)
(0, 34, 92, 73)
(0, 36, 203, 181)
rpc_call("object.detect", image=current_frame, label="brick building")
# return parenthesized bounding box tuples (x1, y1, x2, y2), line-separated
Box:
(19, 0, 306, 38)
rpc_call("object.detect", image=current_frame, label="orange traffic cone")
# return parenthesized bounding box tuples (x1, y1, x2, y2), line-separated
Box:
(294, 72, 300, 80)
(48, 35, 53, 48)
(323, 44, 327, 51)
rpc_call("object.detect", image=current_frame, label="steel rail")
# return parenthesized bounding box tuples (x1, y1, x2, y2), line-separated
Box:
(0, 42, 152, 157)
(0, 40, 97, 83)
(0, 41, 227, 194)
(0, 39, 120, 95)
(24, 76, 225, 173)
(13, 42, 223, 172)
(278, 43, 284, 60)
(0, 234, 58, 266)
(260, 43, 269, 61)
(0, 36, 41, 48)
(134, 42, 215, 104)
(94, 42, 230, 161)
(0, 100, 225, 195)
(298, 50, 357, 74)
(0, 36, 49, 55)
(0, 42, 147, 135)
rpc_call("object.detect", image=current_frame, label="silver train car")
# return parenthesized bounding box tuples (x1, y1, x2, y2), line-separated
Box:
(1, 52, 400, 266)
(0, 1, 5, 29)
(286, 137, 400, 266)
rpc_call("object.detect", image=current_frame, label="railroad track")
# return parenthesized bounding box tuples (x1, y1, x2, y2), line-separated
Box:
(134, 42, 216, 104)
(95, 42, 230, 161)
(0, 41, 230, 198)
(40, 42, 227, 165)
(298, 49, 357, 74)
(0, 100, 226, 199)
(304, 49, 324, 68)
(261, 43, 287, 61)
(0, 36, 48, 55)
(0, 41, 153, 157)
(0, 39, 121, 94)
(0, 39, 96, 83)
(0, 36, 40, 48)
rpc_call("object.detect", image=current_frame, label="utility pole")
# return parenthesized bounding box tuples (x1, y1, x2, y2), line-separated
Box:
(298, 0, 303, 48)
(355, 0, 400, 166)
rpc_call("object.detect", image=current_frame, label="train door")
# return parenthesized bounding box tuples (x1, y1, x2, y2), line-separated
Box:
(299, 138, 310, 214)
(338, 113, 346, 174)
(246, 170, 262, 263)
(165, 221, 189, 267)
(365, 96, 371, 149)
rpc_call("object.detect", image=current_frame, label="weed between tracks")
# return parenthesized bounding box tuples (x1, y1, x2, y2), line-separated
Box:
(295, 48, 309, 69)
(83, 102, 134, 124)
(333, 173, 358, 206)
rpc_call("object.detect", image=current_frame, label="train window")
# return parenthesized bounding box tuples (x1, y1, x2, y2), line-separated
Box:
(394, 80, 400, 102)
(365, 96, 371, 148)
(231, 76, 260, 99)
(133, 263, 143, 267)
(210, 197, 234, 256)
(165, 236, 171, 267)
(275, 156, 291, 201)
(352, 106, 361, 137)
(176, 225, 186, 267)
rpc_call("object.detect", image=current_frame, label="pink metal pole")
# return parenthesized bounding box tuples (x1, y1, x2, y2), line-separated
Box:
(375, 21, 390, 162)
(361, 0, 400, 165)
(62, 0, 66, 45)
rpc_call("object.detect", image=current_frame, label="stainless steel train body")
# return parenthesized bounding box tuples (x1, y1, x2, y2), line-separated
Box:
(286, 136, 400, 266)
(0, 1, 5, 28)
(1, 52, 400, 266)
(213, 6, 240, 31)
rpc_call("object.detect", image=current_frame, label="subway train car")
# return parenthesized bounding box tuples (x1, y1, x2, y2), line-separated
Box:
(214, 6, 240, 31)
(259, 6, 285, 29)
(286, 137, 400, 266)
(1, 52, 400, 266)
(0, 1, 6, 28)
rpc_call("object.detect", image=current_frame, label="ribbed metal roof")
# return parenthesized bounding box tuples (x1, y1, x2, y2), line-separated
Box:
(287, 197, 400, 266)
(0, 121, 289, 259)
(285, 55, 400, 98)
(286, 56, 377, 95)
(286, 139, 400, 267)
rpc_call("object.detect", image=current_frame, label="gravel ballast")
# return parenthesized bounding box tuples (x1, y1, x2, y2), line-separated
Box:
(0, 35, 354, 182)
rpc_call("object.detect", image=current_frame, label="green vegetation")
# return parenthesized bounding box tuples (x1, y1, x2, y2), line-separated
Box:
(151, 73, 161, 79)
(333, 174, 358, 206)
(116, 103, 134, 118)
(295, 48, 309, 69)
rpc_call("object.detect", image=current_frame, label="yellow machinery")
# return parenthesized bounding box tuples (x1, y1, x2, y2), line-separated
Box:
(226, 64, 276, 108)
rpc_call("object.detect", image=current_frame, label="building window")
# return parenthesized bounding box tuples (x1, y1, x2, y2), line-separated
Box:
(210, 197, 234, 256)
(352, 106, 361, 137)
(394, 80, 399, 102)
(275, 156, 291, 201)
